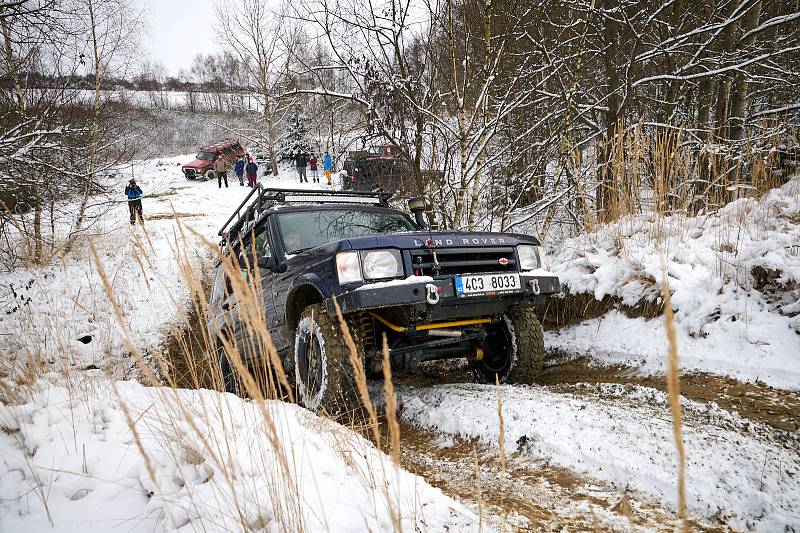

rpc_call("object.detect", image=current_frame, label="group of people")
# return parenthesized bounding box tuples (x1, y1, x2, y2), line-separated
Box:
(124, 148, 337, 226)
(294, 150, 333, 184)
(215, 153, 259, 189)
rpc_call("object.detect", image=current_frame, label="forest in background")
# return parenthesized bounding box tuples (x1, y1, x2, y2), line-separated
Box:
(1, 0, 799, 264)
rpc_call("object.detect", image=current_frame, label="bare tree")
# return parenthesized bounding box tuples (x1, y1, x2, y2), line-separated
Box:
(216, 0, 295, 176)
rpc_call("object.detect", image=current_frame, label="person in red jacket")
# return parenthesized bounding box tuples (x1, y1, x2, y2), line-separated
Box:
(308, 154, 319, 183)
(245, 156, 259, 188)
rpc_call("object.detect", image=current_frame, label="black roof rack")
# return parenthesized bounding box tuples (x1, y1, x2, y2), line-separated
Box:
(217, 186, 394, 246)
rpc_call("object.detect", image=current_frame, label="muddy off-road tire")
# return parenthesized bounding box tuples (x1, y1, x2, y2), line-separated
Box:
(294, 304, 362, 416)
(470, 307, 544, 385)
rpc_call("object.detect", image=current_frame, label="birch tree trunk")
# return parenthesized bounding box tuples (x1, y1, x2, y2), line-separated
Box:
(466, 0, 493, 230)
(73, 0, 101, 237)
(449, 0, 468, 228)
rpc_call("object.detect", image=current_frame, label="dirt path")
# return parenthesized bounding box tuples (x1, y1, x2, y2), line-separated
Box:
(539, 351, 800, 433)
(396, 422, 718, 532)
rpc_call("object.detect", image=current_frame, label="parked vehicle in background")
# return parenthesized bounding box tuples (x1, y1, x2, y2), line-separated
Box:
(342, 144, 414, 192)
(182, 141, 244, 180)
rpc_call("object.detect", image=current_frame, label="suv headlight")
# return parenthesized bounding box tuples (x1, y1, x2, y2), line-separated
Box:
(517, 245, 541, 271)
(362, 249, 402, 280)
(336, 251, 362, 284)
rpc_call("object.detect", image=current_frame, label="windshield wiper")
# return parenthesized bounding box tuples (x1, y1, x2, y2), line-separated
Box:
(288, 246, 315, 255)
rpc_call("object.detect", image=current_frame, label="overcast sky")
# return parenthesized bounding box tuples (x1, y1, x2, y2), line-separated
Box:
(135, 0, 222, 76)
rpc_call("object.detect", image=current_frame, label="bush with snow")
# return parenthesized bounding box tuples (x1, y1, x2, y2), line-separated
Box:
(546, 176, 800, 389)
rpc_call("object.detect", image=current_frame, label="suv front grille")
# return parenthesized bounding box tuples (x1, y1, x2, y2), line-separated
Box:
(409, 247, 517, 276)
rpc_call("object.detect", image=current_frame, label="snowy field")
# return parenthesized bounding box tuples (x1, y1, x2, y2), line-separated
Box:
(1, 156, 798, 531)
(0, 374, 479, 532)
(546, 176, 800, 390)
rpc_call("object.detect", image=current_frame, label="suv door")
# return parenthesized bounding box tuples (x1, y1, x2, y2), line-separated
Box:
(209, 258, 248, 353)
(237, 221, 279, 361)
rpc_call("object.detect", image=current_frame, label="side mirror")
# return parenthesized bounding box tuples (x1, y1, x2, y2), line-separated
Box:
(407, 196, 428, 229)
(260, 255, 276, 270)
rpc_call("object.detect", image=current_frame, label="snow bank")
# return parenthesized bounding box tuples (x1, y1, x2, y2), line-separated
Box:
(546, 176, 800, 389)
(0, 373, 479, 532)
(393, 383, 800, 531)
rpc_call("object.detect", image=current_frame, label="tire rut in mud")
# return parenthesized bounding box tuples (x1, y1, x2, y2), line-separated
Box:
(539, 353, 800, 433)
(397, 353, 800, 434)
(394, 421, 716, 532)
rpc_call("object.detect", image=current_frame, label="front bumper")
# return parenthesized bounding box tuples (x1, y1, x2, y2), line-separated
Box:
(183, 167, 207, 178)
(325, 272, 560, 318)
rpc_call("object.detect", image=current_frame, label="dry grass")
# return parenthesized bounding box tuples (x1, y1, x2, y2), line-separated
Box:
(495, 374, 506, 473)
(661, 263, 688, 529)
(0, 213, 443, 532)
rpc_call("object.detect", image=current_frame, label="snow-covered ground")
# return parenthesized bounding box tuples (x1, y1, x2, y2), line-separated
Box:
(545, 175, 800, 390)
(0, 156, 331, 376)
(3, 154, 799, 531)
(0, 373, 479, 532)
(0, 157, 480, 532)
(390, 382, 800, 531)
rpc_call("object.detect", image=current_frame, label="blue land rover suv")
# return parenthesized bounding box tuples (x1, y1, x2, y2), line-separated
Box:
(209, 187, 559, 415)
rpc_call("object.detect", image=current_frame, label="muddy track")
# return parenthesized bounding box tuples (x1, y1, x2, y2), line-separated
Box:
(398, 353, 800, 434)
(396, 421, 719, 532)
(538, 352, 800, 433)
(163, 316, 796, 530)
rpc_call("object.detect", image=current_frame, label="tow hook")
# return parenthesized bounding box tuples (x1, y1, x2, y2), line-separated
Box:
(425, 283, 440, 305)
(529, 278, 541, 295)
(467, 347, 484, 361)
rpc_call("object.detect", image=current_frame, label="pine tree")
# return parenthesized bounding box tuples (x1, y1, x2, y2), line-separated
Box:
(279, 105, 312, 160)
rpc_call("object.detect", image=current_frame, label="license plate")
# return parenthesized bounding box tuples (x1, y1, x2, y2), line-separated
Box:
(455, 273, 521, 296)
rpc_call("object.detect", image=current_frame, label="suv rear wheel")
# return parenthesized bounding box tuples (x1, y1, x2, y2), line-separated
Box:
(470, 307, 544, 385)
(204, 168, 215, 181)
(294, 304, 361, 416)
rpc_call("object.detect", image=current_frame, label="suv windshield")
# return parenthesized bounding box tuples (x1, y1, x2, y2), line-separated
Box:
(197, 151, 216, 160)
(277, 209, 417, 254)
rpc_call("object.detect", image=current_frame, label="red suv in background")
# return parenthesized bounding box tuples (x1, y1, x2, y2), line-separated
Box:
(182, 140, 244, 180)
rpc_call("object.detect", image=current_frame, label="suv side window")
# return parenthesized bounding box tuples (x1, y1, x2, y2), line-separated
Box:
(255, 228, 272, 259)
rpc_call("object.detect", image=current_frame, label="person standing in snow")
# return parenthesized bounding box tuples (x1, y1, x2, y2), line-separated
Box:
(308, 153, 319, 183)
(125, 179, 143, 225)
(234, 156, 245, 186)
(214, 154, 229, 188)
(295, 150, 308, 183)
(323, 151, 333, 185)
(246, 157, 259, 188)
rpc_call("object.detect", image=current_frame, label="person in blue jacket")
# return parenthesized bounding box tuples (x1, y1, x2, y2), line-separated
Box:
(323, 151, 333, 185)
(125, 179, 143, 225)
(234, 156, 245, 186)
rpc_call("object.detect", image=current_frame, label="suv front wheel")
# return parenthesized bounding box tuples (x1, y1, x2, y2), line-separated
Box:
(470, 307, 544, 385)
(294, 304, 361, 416)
